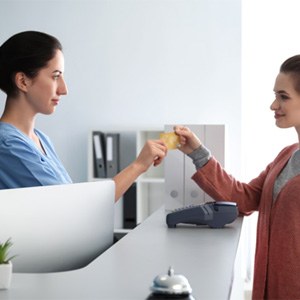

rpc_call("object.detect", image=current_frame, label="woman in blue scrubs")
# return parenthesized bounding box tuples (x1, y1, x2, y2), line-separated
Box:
(0, 31, 167, 201)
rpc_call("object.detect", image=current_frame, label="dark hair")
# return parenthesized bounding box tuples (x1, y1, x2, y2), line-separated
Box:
(280, 55, 300, 94)
(0, 31, 62, 96)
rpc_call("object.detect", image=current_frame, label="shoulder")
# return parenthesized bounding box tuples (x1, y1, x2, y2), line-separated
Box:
(0, 122, 23, 143)
(268, 143, 299, 167)
(276, 143, 299, 158)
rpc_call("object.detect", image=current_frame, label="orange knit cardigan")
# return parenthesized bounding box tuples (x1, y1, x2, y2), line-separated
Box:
(192, 143, 300, 299)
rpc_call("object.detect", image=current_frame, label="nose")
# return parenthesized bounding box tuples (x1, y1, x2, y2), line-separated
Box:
(270, 98, 279, 111)
(58, 77, 68, 96)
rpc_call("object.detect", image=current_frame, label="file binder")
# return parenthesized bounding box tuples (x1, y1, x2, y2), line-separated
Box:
(92, 131, 106, 178)
(123, 183, 137, 229)
(106, 133, 120, 178)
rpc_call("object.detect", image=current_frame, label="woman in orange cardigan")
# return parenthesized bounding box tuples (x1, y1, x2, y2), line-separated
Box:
(174, 55, 300, 299)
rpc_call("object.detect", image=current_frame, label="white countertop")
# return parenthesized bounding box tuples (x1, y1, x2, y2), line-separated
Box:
(0, 206, 243, 300)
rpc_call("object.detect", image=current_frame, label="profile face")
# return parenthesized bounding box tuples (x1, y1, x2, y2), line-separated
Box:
(271, 72, 300, 130)
(24, 50, 68, 115)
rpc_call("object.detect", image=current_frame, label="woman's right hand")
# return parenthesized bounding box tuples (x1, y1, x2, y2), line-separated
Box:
(134, 139, 167, 173)
(173, 125, 202, 155)
(113, 139, 167, 202)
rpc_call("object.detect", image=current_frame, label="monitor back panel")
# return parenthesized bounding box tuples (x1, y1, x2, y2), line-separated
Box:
(0, 180, 115, 273)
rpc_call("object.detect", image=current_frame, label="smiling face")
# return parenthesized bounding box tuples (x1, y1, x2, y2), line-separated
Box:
(271, 72, 300, 132)
(24, 49, 68, 115)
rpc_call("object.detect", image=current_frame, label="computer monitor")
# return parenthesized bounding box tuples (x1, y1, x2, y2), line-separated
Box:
(0, 180, 115, 273)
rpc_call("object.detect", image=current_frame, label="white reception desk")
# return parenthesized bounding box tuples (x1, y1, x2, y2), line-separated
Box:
(0, 206, 244, 300)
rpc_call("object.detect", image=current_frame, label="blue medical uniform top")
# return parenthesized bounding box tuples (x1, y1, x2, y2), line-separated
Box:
(0, 122, 72, 189)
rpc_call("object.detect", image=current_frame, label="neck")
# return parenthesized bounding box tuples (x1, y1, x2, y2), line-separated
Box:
(1, 96, 36, 137)
(294, 127, 300, 148)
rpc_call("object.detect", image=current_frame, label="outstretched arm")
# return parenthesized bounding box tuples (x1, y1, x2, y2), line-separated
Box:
(113, 139, 167, 202)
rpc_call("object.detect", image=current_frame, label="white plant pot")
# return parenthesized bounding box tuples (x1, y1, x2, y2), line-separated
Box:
(0, 261, 12, 289)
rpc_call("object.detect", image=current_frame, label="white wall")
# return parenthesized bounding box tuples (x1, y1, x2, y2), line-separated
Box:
(241, 0, 300, 290)
(242, 0, 299, 181)
(0, 0, 241, 183)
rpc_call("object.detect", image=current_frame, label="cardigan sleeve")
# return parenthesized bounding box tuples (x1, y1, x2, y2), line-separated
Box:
(191, 156, 273, 215)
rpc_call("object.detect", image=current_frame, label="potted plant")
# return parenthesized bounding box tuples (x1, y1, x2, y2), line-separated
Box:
(0, 238, 16, 289)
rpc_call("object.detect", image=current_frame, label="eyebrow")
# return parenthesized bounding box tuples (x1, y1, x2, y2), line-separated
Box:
(274, 90, 289, 94)
(52, 70, 62, 74)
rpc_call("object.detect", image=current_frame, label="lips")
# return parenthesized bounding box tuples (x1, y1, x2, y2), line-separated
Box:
(52, 99, 59, 105)
(275, 113, 284, 119)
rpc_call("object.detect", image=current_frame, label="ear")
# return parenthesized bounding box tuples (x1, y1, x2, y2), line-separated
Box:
(14, 72, 31, 92)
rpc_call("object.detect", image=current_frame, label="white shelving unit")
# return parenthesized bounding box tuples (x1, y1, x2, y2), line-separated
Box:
(88, 129, 165, 232)
(135, 130, 165, 224)
(88, 125, 225, 231)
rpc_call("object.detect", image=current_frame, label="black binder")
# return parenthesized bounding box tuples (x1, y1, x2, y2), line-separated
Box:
(123, 183, 137, 229)
(92, 131, 106, 178)
(105, 133, 120, 178)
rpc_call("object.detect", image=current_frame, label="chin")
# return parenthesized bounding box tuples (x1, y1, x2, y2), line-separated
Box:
(275, 122, 292, 129)
(43, 110, 56, 115)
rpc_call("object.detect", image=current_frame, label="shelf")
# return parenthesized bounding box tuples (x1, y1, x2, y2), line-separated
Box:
(114, 228, 132, 234)
(136, 178, 164, 183)
(88, 129, 165, 230)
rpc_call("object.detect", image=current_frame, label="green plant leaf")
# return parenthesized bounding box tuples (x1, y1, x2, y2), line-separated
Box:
(0, 238, 16, 264)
